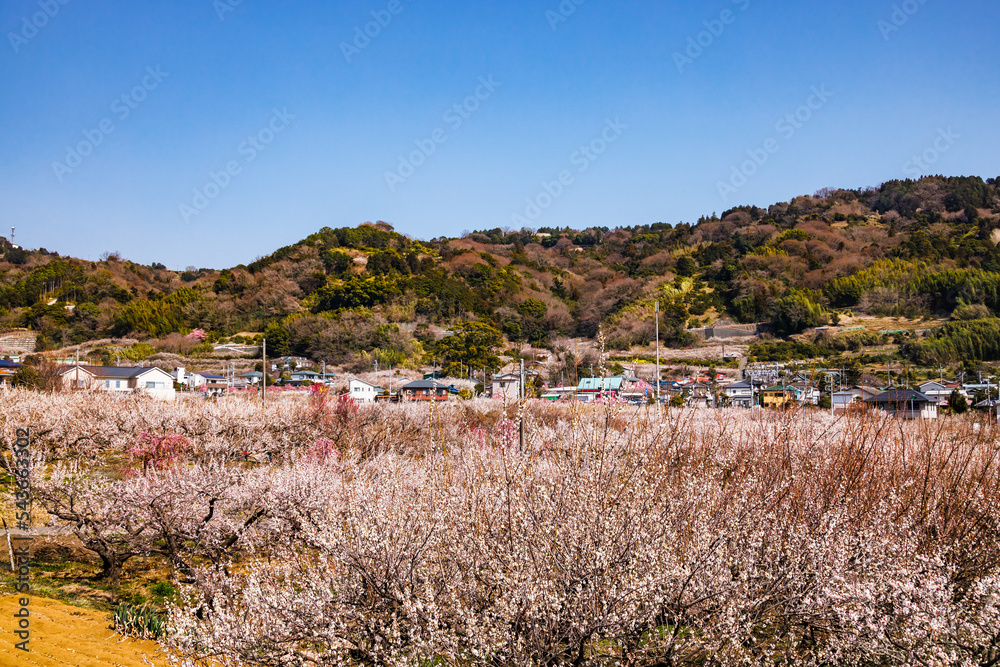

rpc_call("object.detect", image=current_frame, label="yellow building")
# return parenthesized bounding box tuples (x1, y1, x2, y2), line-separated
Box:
(759, 384, 801, 409)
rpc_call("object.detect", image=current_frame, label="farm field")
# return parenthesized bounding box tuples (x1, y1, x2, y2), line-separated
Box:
(1, 390, 999, 666)
(0, 595, 166, 666)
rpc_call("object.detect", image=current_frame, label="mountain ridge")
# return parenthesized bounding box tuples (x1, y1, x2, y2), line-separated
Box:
(3, 175, 1000, 370)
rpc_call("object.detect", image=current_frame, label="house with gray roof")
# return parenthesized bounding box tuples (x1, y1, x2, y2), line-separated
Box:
(866, 389, 938, 420)
(58, 365, 176, 401)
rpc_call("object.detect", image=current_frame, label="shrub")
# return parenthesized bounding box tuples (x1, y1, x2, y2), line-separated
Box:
(112, 603, 166, 640)
(150, 581, 177, 599)
(952, 303, 992, 321)
(117, 342, 156, 361)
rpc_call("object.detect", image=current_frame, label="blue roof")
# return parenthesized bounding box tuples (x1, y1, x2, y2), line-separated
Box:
(578, 376, 625, 391)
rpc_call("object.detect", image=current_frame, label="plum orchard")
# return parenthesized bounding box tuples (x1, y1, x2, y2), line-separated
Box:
(1, 390, 998, 666)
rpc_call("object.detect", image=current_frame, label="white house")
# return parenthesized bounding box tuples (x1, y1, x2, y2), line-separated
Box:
(918, 381, 967, 407)
(723, 380, 753, 408)
(171, 367, 207, 391)
(492, 371, 541, 400)
(200, 374, 229, 395)
(290, 370, 323, 384)
(187, 372, 208, 390)
(832, 386, 879, 412)
(59, 365, 176, 401)
(348, 378, 381, 404)
(239, 371, 266, 386)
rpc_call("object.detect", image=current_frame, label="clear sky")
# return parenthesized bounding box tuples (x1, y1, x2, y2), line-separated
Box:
(1, 0, 997, 269)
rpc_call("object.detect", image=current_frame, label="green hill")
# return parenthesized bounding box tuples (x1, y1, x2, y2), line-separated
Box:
(3, 175, 1000, 368)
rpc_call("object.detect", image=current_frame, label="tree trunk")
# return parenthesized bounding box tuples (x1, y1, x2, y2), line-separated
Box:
(92, 547, 128, 587)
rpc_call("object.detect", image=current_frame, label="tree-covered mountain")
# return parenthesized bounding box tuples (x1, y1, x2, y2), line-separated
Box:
(4, 175, 1000, 367)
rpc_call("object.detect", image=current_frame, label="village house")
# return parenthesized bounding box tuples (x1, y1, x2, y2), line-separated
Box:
(239, 371, 267, 386)
(618, 377, 656, 403)
(58, 365, 176, 401)
(759, 384, 802, 409)
(683, 382, 714, 408)
(491, 371, 541, 400)
(0, 359, 22, 386)
(200, 373, 228, 395)
(789, 381, 821, 406)
(171, 368, 231, 394)
(348, 378, 382, 404)
(400, 379, 454, 401)
(831, 386, 880, 412)
(917, 380, 967, 407)
(723, 380, 754, 408)
(866, 389, 938, 420)
(577, 376, 628, 401)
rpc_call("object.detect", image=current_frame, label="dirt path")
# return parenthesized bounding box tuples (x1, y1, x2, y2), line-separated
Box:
(0, 595, 168, 666)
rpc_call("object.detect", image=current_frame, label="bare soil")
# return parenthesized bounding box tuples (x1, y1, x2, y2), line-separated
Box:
(0, 595, 167, 666)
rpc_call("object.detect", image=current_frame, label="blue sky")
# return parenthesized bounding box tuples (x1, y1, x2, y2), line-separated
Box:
(1, 0, 997, 269)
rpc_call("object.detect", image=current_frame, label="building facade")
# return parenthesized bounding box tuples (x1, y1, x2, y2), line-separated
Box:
(723, 381, 753, 408)
(59, 365, 176, 401)
(348, 378, 381, 404)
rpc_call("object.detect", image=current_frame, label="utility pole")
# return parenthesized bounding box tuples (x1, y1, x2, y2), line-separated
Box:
(655, 301, 661, 403)
(519, 359, 525, 449)
(262, 338, 267, 406)
(520, 359, 525, 401)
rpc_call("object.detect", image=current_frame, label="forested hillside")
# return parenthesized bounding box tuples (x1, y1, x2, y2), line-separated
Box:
(4, 175, 1000, 368)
